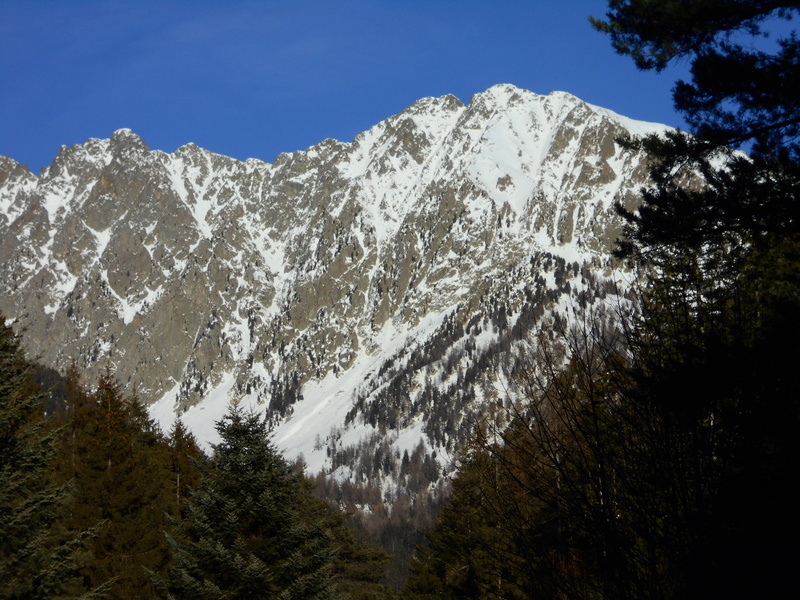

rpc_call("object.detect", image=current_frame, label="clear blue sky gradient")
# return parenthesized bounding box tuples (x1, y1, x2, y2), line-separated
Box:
(1, 0, 690, 173)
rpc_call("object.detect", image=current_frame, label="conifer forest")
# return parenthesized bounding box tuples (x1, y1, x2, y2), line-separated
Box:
(2, 2, 799, 598)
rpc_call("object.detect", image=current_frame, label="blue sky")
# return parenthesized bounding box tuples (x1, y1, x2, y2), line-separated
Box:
(1, 0, 689, 173)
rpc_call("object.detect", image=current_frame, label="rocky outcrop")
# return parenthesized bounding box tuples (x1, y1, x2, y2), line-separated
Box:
(0, 84, 664, 478)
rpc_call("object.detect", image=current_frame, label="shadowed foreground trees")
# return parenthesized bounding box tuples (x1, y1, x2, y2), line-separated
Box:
(406, 310, 717, 600)
(51, 370, 182, 599)
(407, 2, 800, 598)
(406, 252, 800, 599)
(595, 4, 800, 593)
(155, 407, 340, 600)
(0, 319, 103, 599)
(1, 336, 395, 600)
(595, 0, 800, 258)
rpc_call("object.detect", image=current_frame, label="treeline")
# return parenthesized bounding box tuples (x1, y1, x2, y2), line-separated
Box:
(0, 321, 397, 600)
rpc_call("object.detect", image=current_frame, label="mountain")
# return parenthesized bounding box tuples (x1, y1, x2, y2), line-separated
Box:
(0, 84, 663, 490)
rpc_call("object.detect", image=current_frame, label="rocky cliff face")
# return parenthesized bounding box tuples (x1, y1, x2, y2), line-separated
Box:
(0, 84, 663, 485)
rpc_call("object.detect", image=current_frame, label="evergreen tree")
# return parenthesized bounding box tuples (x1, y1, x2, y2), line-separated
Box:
(0, 319, 100, 599)
(166, 419, 204, 512)
(591, 0, 798, 152)
(305, 488, 398, 600)
(405, 446, 529, 600)
(592, 0, 800, 256)
(593, 2, 800, 597)
(158, 407, 341, 600)
(54, 371, 177, 599)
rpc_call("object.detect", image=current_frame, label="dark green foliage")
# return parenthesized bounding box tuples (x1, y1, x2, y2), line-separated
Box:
(166, 419, 204, 512)
(2, 342, 394, 599)
(594, 1, 800, 262)
(54, 369, 178, 599)
(159, 407, 341, 600)
(593, 14, 800, 571)
(592, 1, 795, 70)
(0, 319, 53, 596)
(405, 447, 529, 600)
(266, 370, 303, 424)
(627, 238, 800, 600)
(0, 319, 100, 599)
(592, 0, 799, 162)
(310, 496, 399, 600)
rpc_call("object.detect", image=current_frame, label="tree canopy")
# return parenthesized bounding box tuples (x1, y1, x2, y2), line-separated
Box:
(0, 320, 104, 599)
(592, 0, 799, 160)
(156, 407, 339, 599)
(594, 0, 800, 261)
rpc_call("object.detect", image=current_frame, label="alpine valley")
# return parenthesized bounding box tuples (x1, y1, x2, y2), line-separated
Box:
(0, 84, 664, 500)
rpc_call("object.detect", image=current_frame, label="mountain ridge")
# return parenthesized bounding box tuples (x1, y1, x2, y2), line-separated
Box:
(1, 84, 663, 487)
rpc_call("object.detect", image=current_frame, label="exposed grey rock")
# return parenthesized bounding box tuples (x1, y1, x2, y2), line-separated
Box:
(0, 85, 664, 485)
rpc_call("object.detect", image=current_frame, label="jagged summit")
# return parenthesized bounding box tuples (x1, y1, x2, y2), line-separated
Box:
(19, 84, 654, 183)
(111, 127, 141, 141)
(400, 91, 464, 114)
(468, 83, 559, 108)
(0, 84, 663, 485)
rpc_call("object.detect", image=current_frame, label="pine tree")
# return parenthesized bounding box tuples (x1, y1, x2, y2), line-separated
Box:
(54, 370, 177, 599)
(0, 319, 100, 599)
(158, 406, 341, 600)
(405, 446, 525, 600)
(166, 419, 204, 512)
(592, 2, 800, 598)
(592, 0, 800, 256)
(302, 486, 398, 600)
(591, 0, 799, 151)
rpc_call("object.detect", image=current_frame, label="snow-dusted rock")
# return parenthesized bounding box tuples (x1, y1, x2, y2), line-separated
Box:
(0, 84, 663, 486)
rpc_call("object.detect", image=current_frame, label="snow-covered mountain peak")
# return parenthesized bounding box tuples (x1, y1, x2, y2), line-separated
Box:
(1, 85, 663, 491)
(111, 127, 138, 139)
(42, 136, 111, 179)
(404, 90, 464, 111)
(468, 82, 534, 106)
(0, 158, 36, 225)
(108, 128, 150, 163)
(174, 141, 201, 156)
